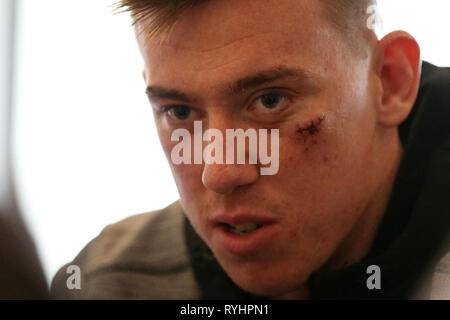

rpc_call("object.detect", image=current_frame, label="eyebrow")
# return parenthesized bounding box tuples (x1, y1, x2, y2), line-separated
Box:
(145, 86, 193, 104)
(145, 66, 315, 103)
(231, 67, 313, 94)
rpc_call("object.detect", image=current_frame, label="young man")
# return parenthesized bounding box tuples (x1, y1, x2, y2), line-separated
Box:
(51, 0, 450, 299)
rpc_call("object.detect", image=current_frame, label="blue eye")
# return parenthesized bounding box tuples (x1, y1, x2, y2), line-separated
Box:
(260, 94, 282, 109)
(255, 93, 289, 111)
(167, 105, 191, 120)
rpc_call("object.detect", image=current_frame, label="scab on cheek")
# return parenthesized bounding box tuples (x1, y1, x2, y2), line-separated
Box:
(294, 115, 326, 151)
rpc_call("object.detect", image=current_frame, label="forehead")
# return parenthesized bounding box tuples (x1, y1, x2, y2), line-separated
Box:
(138, 0, 342, 89)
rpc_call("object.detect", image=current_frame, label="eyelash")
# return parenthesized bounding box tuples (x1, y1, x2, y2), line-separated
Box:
(251, 92, 291, 112)
(162, 104, 192, 116)
(158, 90, 293, 121)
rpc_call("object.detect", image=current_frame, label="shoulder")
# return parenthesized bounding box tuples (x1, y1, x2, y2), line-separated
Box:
(50, 201, 202, 299)
(417, 62, 450, 119)
(420, 61, 450, 87)
(414, 61, 450, 122)
(430, 250, 450, 299)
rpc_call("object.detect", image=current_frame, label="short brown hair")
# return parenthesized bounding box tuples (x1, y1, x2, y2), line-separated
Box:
(115, 0, 377, 43)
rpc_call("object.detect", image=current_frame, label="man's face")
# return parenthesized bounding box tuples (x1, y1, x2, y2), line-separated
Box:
(139, 0, 389, 298)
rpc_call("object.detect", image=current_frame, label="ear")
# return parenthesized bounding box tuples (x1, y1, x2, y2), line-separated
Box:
(374, 31, 421, 127)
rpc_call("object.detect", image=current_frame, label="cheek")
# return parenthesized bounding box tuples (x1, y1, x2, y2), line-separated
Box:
(171, 163, 204, 192)
(293, 115, 325, 155)
(288, 115, 335, 163)
(154, 122, 174, 156)
(155, 131, 204, 197)
(296, 115, 326, 135)
(275, 115, 342, 196)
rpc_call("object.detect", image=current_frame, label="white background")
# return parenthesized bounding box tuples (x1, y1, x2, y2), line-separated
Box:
(11, 0, 450, 284)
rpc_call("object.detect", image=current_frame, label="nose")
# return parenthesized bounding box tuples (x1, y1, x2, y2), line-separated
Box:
(201, 115, 259, 194)
(202, 162, 259, 194)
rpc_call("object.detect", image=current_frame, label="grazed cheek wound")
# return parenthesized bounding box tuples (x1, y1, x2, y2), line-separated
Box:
(295, 115, 326, 146)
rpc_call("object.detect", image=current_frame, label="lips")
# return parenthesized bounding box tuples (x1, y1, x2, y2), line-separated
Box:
(212, 213, 277, 227)
(211, 213, 280, 256)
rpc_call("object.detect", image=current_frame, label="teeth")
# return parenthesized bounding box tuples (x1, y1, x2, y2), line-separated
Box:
(227, 223, 261, 235)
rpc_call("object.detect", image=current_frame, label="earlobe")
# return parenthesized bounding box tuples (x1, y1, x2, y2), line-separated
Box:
(375, 31, 421, 127)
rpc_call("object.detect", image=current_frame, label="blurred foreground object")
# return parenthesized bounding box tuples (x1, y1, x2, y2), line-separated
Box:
(0, 0, 48, 299)
(0, 202, 49, 299)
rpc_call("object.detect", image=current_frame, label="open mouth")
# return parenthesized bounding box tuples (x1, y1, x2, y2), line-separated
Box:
(213, 219, 280, 256)
(223, 222, 264, 235)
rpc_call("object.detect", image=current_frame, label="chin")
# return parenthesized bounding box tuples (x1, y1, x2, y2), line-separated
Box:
(219, 258, 311, 299)
(234, 273, 308, 299)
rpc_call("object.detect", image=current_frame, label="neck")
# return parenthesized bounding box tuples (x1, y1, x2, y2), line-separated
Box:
(270, 284, 310, 300)
(325, 133, 404, 271)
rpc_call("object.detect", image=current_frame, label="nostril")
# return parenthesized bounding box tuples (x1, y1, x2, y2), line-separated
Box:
(201, 162, 259, 194)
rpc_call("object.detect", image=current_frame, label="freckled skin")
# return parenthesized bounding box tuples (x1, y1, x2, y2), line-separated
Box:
(139, 0, 405, 299)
